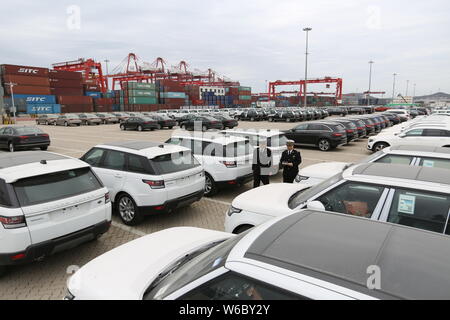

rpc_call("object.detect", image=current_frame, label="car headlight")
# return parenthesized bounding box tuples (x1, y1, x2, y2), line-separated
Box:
(295, 175, 310, 183)
(227, 206, 242, 217)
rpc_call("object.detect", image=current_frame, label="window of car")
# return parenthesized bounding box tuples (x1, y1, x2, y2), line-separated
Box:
(179, 272, 304, 300)
(0, 179, 13, 207)
(4, 128, 13, 135)
(13, 167, 103, 207)
(316, 182, 386, 218)
(224, 141, 251, 157)
(404, 129, 424, 137)
(307, 124, 329, 131)
(150, 152, 200, 175)
(418, 157, 450, 170)
(294, 124, 308, 131)
(102, 150, 126, 171)
(82, 148, 106, 167)
(0, 127, 6, 135)
(14, 127, 44, 135)
(386, 189, 450, 235)
(423, 129, 447, 137)
(375, 154, 415, 165)
(267, 135, 288, 148)
(127, 154, 151, 174)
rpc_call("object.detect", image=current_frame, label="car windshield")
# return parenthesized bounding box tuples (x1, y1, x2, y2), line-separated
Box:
(13, 167, 103, 207)
(141, 117, 154, 121)
(150, 151, 200, 175)
(144, 233, 245, 300)
(14, 127, 43, 135)
(288, 173, 343, 209)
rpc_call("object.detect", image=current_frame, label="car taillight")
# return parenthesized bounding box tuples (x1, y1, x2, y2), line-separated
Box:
(41, 134, 49, 138)
(143, 179, 165, 189)
(18, 136, 28, 140)
(366, 125, 372, 128)
(0, 215, 27, 229)
(221, 161, 237, 168)
(357, 127, 364, 130)
(332, 133, 343, 137)
(346, 130, 354, 133)
(105, 192, 110, 203)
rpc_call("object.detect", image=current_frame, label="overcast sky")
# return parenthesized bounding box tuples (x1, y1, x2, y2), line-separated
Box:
(1, 0, 449, 96)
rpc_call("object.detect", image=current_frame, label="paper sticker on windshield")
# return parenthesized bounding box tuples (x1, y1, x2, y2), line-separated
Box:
(422, 160, 435, 168)
(398, 195, 416, 215)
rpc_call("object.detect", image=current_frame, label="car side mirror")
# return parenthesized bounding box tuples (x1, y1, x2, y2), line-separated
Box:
(399, 133, 406, 138)
(307, 201, 326, 211)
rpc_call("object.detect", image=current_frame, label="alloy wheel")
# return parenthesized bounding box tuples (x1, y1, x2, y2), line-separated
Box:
(119, 196, 135, 223)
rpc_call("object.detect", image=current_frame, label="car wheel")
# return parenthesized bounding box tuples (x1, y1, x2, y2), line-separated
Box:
(181, 124, 187, 130)
(8, 142, 14, 153)
(44, 121, 48, 125)
(373, 142, 389, 152)
(233, 225, 254, 235)
(116, 194, 143, 226)
(137, 125, 143, 132)
(53, 122, 57, 126)
(40, 146, 48, 151)
(204, 173, 218, 197)
(202, 125, 207, 132)
(64, 122, 68, 127)
(250, 117, 255, 122)
(318, 139, 331, 152)
(120, 124, 125, 131)
(286, 118, 291, 122)
(156, 124, 162, 130)
(168, 126, 174, 129)
(268, 117, 273, 122)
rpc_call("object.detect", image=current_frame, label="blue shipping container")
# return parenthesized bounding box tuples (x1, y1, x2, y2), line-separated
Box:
(14, 94, 56, 104)
(26, 104, 61, 114)
(85, 92, 102, 98)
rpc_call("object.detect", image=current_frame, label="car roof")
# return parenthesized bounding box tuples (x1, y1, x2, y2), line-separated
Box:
(96, 141, 191, 159)
(171, 132, 249, 144)
(0, 151, 88, 183)
(389, 145, 450, 155)
(222, 129, 285, 137)
(243, 209, 450, 300)
(348, 163, 450, 186)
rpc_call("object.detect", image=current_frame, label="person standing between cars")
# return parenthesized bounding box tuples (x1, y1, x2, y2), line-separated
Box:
(280, 140, 302, 183)
(252, 140, 273, 188)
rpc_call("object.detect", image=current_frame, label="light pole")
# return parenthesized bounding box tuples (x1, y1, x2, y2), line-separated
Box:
(5, 82, 17, 124)
(303, 27, 312, 108)
(367, 61, 374, 106)
(392, 73, 398, 102)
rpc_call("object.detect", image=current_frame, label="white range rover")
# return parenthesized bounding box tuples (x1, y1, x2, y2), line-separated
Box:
(0, 151, 112, 276)
(81, 141, 205, 225)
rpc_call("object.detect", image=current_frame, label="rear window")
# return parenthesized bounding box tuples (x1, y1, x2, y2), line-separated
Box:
(14, 127, 43, 135)
(268, 135, 288, 147)
(150, 152, 200, 175)
(13, 167, 103, 207)
(224, 141, 251, 157)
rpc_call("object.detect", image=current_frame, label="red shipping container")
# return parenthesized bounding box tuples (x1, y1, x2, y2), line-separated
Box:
(94, 105, 113, 112)
(94, 98, 113, 106)
(49, 78, 82, 88)
(2, 74, 50, 87)
(82, 79, 97, 85)
(58, 96, 93, 105)
(84, 84, 101, 91)
(1, 64, 49, 77)
(51, 87, 84, 96)
(48, 69, 83, 80)
(5, 85, 51, 95)
(61, 104, 94, 113)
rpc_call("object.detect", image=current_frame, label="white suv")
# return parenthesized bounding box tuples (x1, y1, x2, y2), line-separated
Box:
(0, 151, 111, 276)
(166, 132, 253, 196)
(221, 129, 288, 174)
(225, 163, 450, 235)
(81, 141, 205, 225)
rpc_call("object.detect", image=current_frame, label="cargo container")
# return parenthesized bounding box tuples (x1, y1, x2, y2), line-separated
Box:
(84, 84, 101, 92)
(48, 69, 82, 80)
(123, 82, 156, 90)
(60, 104, 94, 113)
(2, 75, 50, 87)
(128, 90, 158, 97)
(93, 98, 114, 106)
(85, 92, 102, 99)
(26, 104, 61, 114)
(5, 85, 51, 95)
(13, 94, 56, 104)
(239, 95, 252, 100)
(1, 64, 49, 77)
(161, 92, 186, 99)
(58, 96, 93, 105)
(50, 88, 84, 96)
(128, 97, 158, 105)
(49, 78, 82, 88)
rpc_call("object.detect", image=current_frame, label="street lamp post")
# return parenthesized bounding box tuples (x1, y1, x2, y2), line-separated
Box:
(392, 73, 398, 102)
(367, 61, 374, 107)
(303, 27, 312, 108)
(5, 82, 17, 124)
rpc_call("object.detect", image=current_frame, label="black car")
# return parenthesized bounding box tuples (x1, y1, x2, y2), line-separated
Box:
(329, 119, 359, 142)
(344, 118, 368, 138)
(180, 116, 224, 131)
(175, 113, 197, 125)
(361, 106, 375, 114)
(0, 126, 50, 152)
(354, 116, 381, 134)
(143, 114, 177, 129)
(381, 112, 401, 125)
(348, 107, 365, 115)
(238, 109, 264, 121)
(327, 107, 348, 117)
(119, 117, 159, 131)
(267, 110, 298, 122)
(284, 121, 348, 152)
(350, 116, 377, 135)
(209, 114, 239, 129)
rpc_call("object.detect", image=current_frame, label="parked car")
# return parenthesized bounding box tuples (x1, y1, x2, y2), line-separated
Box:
(267, 110, 298, 122)
(222, 129, 288, 174)
(66, 208, 450, 300)
(382, 112, 402, 125)
(112, 113, 130, 123)
(0, 126, 50, 152)
(143, 113, 177, 129)
(119, 116, 159, 131)
(348, 107, 365, 115)
(36, 114, 58, 125)
(81, 141, 205, 225)
(295, 145, 450, 186)
(179, 116, 224, 131)
(166, 133, 253, 196)
(56, 114, 82, 127)
(209, 114, 239, 129)
(225, 163, 450, 237)
(284, 121, 348, 152)
(327, 107, 348, 117)
(238, 109, 264, 121)
(95, 113, 119, 124)
(0, 151, 111, 277)
(78, 114, 102, 126)
(328, 119, 360, 142)
(386, 109, 410, 122)
(368, 125, 450, 152)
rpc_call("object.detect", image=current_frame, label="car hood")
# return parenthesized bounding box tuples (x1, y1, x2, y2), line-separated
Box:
(232, 183, 311, 217)
(299, 162, 350, 179)
(68, 227, 233, 300)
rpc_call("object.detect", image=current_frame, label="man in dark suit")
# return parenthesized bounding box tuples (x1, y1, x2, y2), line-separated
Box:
(280, 140, 302, 183)
(252, 140, 273, 188)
